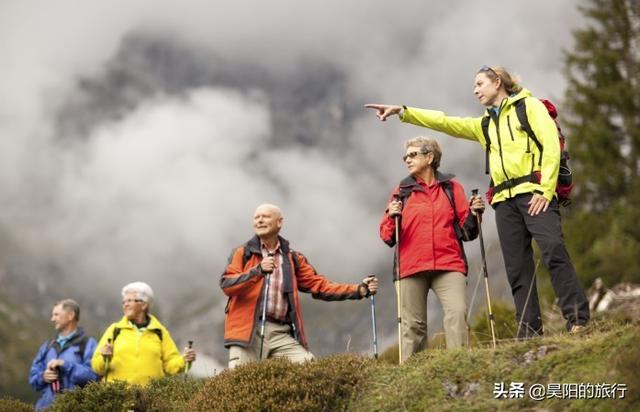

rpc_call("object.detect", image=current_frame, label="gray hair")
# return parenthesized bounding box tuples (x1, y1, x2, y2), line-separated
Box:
(404, 136, 443, 170)
(55, 299, 80, 321)
(121, 281, 154, 307)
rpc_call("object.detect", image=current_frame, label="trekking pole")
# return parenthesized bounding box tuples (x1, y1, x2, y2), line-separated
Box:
(103, 338, 112, 382)
(259, 252, 275, 360)
(472, 189, 497, 349)
(184, 340, 194, 374)
(516, 259, 540, 339)
(368, 276, 378, 359)
(392, 195, 403, 364)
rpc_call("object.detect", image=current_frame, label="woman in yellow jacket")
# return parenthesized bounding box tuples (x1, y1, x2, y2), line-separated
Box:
(365, 66, 589, 339)
(91, 282, 196, 385)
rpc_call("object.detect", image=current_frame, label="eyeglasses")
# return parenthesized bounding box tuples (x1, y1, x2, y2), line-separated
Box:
(402, 151, 429, 162)
(122, 299, 145, 305)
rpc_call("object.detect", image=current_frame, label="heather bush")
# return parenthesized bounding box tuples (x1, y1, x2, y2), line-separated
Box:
(140, 375, 204, 412)
(189, 354, 374, 412)
(47, 380, 140, 412)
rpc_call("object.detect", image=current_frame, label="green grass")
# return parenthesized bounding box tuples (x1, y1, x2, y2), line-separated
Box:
(352, 315, 638, 412)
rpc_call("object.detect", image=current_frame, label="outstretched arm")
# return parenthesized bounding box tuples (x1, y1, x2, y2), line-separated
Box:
(294, 252, 369, 300)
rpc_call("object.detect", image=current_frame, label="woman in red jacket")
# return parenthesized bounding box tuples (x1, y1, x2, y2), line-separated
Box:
(380, 136, 484, 362)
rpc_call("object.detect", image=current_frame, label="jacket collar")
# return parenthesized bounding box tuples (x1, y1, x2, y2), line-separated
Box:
(486, 87, 532, 116)
(115, 314, 162, 330)
(400, 171, 455, 188)
(50, 327, 87, 354)
(246, 234, 291, 256)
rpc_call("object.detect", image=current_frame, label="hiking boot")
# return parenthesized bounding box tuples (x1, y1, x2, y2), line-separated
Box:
(569, 325, 587, 335)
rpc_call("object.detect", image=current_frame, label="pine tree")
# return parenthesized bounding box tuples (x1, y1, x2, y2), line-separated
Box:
(563, 0, 640, 285)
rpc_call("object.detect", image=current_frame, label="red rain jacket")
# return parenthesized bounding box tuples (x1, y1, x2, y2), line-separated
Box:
(380, 173, 478, 278)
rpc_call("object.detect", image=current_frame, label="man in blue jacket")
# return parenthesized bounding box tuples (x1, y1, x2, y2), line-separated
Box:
(29, 299, 98, 410)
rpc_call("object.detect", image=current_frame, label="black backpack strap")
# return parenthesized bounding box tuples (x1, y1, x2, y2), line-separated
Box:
(442, 181, 463, 240)
(515, 98, 543, 166)
(43, 339, 57, 357)
(112, 327, 121, 343)
(441, 181, 469, 271)
(481, 116, 491, 174)
(242, 247, 252, 267)
(152, 329, 163, 341)
(290, 250, 300, 273)
(75, 335, 89, 359)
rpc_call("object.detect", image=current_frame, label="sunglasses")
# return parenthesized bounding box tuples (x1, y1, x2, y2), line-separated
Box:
(479, 65, 497, 76)
(122, 298, 145, 305)
(402, 151, 429, 162)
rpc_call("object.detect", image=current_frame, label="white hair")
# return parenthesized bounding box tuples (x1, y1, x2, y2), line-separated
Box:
(254, 203, 283, 218)
(121, 281, 154, 307)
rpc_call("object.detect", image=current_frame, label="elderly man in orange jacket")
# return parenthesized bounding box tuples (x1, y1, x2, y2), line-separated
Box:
(221, 203, 378, 368)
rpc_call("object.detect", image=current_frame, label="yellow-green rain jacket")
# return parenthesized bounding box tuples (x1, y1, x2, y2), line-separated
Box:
(400, 88, 560, 204)
(91, 315, 185, 385)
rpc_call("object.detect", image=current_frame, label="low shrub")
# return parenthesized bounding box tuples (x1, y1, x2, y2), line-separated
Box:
(47, 381, 141, 412)
(189, 354, 374, 412)
(140, 375, 204, 412)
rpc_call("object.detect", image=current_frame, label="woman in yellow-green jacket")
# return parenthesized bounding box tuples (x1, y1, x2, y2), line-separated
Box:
(91, 282, 196, 385)
(365, 66, 589, 339)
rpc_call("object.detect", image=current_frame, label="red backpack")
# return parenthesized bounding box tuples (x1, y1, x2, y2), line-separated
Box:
(481, 98, 573, 206)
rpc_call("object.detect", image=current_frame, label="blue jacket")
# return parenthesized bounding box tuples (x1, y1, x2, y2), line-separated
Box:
(29, 328, 99, 411)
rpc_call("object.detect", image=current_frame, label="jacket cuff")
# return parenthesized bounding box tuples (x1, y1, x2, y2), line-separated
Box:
(358, 282, 370, 298)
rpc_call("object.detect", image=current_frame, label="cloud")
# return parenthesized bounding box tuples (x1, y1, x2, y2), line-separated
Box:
(0, 0, 583, 360)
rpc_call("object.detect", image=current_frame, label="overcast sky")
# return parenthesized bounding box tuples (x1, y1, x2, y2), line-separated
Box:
(0, 0, 584, 357)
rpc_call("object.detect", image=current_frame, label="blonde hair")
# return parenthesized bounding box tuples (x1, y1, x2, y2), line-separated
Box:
(478, 66, 522, 95)
(404, 136, 442, 170)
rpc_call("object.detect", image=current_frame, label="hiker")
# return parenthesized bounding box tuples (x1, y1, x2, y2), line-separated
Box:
(91, 282, 196, 384)
(381, 136, 484, 361)
(366, 65, 590, 338)
(29, 299, 98, 411)
(221, 203, 379, 368)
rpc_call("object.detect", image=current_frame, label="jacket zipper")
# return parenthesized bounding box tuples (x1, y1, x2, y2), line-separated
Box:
(507, 116, 515, 141)
(490, 101, 512, 198)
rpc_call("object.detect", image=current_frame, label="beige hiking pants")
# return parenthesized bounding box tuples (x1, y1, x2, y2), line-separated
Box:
(400, 270, 468, 362)
(228, 321, 314, 368)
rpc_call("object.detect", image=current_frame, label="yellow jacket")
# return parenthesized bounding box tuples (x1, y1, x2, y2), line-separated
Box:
(91, 315, 185, 385)
(400, 88, 560, 204)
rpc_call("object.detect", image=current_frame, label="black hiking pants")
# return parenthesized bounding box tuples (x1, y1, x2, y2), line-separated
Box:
(494, 193, 589, 339)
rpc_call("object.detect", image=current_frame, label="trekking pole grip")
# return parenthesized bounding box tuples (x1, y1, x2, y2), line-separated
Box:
(262, 252, 275, 274)
(471, 189, 483, 222)
(184, 340, 194, 374)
